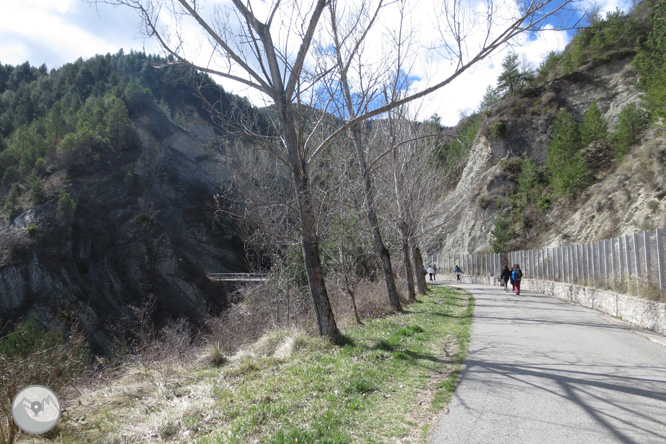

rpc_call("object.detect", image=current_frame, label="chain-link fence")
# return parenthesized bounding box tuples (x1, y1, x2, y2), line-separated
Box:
(431, 228, 665, 301)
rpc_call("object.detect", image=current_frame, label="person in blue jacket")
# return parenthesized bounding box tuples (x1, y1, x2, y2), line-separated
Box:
(453, 265, 463, 282)
(511, 264, 523, 295)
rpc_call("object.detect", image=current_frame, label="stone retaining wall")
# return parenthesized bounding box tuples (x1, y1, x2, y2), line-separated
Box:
(439, 273, 666, 336)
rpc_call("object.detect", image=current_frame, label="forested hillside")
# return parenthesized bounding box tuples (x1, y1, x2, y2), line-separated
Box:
(0, 51, 263, 352)
(427, 0, 666, 257)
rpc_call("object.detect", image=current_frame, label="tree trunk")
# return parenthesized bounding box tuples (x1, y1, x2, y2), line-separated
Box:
(400, 224, 416, 302)
(350, 126, 402, 312)
(412, 243, 428, 295)
(279, 102, 341, 339)
(391, 135, 415, 302)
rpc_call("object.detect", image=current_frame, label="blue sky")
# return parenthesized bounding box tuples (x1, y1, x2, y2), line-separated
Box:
(0, 0, 634, 126)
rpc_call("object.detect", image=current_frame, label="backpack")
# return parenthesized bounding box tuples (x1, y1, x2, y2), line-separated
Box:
(515, 269, 522, 280)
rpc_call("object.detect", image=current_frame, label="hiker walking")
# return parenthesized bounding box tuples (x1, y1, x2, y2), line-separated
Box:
(512, 264, 523, 295)
(427, 265, 435, 281)
(500, 265, 511, 292)
(453, 265, 463, 282)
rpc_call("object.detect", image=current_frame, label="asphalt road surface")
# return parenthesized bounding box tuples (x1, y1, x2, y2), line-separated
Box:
(430, 282, 666, 444)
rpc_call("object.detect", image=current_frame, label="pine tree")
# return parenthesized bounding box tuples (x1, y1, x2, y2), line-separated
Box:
(580, 102, 608, 146)
(497, 53, 524, 95)
(612, 103, 649, 157)
(547, 110, 588, 198)
(3, 183, 21, 217)
(491, 211, 515, 253)
(634, 0, 666, 116)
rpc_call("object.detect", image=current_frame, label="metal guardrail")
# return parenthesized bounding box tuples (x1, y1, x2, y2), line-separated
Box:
(207, 273, 269, 282)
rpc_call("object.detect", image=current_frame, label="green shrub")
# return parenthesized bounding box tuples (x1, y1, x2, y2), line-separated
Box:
(537, 195, 552, 211)
(559, 9, 641, 75)
(57, 189, 76, 226)
(537, 51, 560, 82)
(489, 121, 507, 139)
(1, 166, 19, 186)
(3, 183, 21, 217)
(433, 114, 481, 179)
(123, 169, 135, 188)
(27, 173, 46, 203)
(612, 103, 649, 157)
(25, 223, 38, 235)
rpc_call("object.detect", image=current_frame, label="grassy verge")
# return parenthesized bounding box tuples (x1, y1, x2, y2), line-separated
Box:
(18, 286, 473, 444)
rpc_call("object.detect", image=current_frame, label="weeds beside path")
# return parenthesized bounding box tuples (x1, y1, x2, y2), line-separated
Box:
(17, 286, 473, 444)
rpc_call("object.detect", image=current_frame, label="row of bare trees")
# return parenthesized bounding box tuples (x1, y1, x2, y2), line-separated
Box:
(94, 0, 579, 340)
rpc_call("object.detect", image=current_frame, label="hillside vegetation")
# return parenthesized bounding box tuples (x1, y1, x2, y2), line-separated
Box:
(0, 51, 265, 353)
(428, 0, 666, 256)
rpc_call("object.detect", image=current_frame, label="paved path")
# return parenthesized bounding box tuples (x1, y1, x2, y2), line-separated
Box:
(430, 282, 666, 444)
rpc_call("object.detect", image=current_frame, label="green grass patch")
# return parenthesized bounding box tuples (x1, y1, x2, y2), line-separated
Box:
(45, 287, 473, 444)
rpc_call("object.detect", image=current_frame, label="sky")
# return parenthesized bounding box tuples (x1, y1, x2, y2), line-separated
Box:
(0, 0, 633, 126)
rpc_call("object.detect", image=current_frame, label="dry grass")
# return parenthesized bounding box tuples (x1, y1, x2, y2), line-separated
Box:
(14, 285, 470, 444)
(9, 281, 470, 444)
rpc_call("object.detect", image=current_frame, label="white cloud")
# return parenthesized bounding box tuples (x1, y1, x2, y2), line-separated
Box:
(0, 0, 635, 124)
(597, 0, 633, 15)
(0, 0, 155, 68)
(0, 42, 28, 65)
(410, 0, 630, 126)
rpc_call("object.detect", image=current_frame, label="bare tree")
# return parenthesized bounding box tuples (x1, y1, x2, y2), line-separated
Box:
(91, 0, 579, 339)
(371, 109, 483, 298)
(324, 0, 410, 312)
(370, 112, 440, 299)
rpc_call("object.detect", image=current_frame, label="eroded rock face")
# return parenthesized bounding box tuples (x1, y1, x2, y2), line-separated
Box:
(428, 55, 666, 258)
(0, 105, 245, 353)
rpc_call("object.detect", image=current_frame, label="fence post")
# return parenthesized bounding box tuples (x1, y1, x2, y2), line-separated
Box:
(569, 246, 578, 284)
(581, 244, 585, 285)
(576, 244, 585, 285)
(581, 244, 586, 285)
(644, 230, 650, 288)
(558, 247, 563, 283)
(557, 247, 567, 282)
(624, 235, 631, 289)
(657, 228, 664, 299)
(603, 240, 608, 289)
(611, 237, 616, 291)
(563, 246, 568, 284)
(583, 242, 594, 287)
(592, 242, 598, 288)
(617, 237, 625, 288)
(633, 232, 640, 286)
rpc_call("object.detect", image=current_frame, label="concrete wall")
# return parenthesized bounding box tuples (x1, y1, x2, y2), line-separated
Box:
(439, 273, 666, 336)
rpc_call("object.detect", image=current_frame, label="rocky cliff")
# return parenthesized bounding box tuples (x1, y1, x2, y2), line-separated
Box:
(0, 103, 246, 352)
(428, 52, 666, 257)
